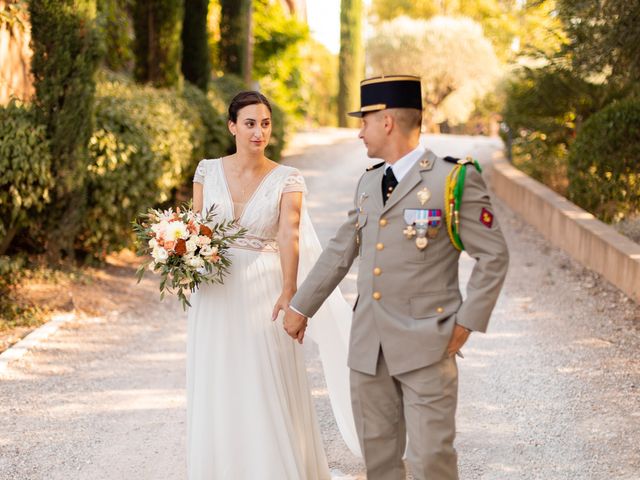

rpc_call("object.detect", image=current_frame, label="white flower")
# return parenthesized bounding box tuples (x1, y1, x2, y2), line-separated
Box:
(196, 235, 211, 247)
(151, 246, 169, 263)
(149, 238, 158, 249)
(186, 238, 198, 253)
(151, 219, 170, 239)
(186, 255, 205, 269)
(164, 221, 189, 242)
(200, 244, 213, 256)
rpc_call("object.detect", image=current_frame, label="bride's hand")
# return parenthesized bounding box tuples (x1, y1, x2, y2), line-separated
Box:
(271, 290, 295, 322)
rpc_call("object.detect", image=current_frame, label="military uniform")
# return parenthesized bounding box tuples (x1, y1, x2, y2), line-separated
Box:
(290, 76, 509, 480)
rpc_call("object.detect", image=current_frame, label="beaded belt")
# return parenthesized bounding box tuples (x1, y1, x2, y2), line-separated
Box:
(231, 234, 279, 253)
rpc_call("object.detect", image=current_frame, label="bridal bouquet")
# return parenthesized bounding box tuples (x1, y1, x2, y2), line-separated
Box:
(133, 204, 246, 309)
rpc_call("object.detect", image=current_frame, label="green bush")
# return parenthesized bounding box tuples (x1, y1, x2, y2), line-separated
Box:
(209, 74, 287, 161)
(0, 101, 53, 255)
(0, 255, 40, 330)
(29, 0, 101, 260)
(78, 72, 229, 257)
(97, 0, 134, 73)
(501, 67, 616, 194)
(568, 99, 640, 223)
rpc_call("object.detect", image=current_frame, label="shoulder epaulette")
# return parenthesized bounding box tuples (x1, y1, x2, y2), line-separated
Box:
(366, 162, 385, 171)
(443, 155, 482, 173)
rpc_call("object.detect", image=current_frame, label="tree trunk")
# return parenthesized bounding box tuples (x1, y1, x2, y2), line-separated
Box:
(181, 0, 211, 91)
(133, 0, 184, 88)
(338, 0, 363, 128)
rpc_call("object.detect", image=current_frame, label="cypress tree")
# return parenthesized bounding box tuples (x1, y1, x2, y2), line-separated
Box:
(133, 0, 184, 88)
(338, 0, 363, 128)
(182, 0, 211, 91)
(29, 0, 101, 261)
(219, 0, 250, 79)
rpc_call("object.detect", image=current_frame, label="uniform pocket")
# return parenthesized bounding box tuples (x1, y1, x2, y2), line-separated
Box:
(409, 290, 461, 320)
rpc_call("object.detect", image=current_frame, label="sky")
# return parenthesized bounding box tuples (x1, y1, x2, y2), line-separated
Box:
(307, 0, 371, 54)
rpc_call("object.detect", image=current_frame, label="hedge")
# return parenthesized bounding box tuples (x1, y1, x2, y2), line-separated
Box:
(0, 101, 53, 255)
(77, 72, 231, 257)
(568, 99, 640, 223)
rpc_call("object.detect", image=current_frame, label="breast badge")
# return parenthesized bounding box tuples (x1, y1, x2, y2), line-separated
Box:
(417, 187, 431, 206)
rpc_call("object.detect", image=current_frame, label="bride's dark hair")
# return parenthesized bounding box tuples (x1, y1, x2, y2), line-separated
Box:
(228, 91, 272, 122)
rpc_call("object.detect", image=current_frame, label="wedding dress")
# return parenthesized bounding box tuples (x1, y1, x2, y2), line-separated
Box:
(187, 158, 360, 479)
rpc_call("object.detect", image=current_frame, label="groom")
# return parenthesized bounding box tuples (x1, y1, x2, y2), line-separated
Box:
(284, 75, 509, 479)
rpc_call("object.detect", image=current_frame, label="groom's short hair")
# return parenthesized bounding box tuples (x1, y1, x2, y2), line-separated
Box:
(387, 108, 423, 134)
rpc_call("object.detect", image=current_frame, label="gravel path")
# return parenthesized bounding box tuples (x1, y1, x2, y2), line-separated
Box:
(1, 131, 638, 479)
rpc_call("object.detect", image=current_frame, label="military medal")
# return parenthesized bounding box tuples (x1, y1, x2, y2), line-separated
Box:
(417, 187, 431, 206)
(403, 208, 442, 249)
(403, 224, 416, 239)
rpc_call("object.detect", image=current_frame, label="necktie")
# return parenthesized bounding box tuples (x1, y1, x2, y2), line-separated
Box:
(382, 166, 398, 205)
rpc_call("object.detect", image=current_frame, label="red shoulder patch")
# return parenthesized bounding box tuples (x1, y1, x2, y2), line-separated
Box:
(480, 208, 494, 228)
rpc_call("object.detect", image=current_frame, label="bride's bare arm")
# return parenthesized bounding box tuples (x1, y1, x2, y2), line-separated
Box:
(272, 191, 305, 337)
(193, 182, 203, 214)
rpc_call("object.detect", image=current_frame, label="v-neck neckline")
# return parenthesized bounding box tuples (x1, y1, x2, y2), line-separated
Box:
(219, 158, 281, 222)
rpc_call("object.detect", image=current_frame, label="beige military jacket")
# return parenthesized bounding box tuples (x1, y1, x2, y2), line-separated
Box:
(290, 149, 509, 375)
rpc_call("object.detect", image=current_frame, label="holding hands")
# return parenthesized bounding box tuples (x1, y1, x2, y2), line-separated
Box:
(272, 291, 308, 344)
(282, 307, 308, 344)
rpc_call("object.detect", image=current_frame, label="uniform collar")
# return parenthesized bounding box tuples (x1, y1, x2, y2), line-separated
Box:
(385, 144, 426, 183)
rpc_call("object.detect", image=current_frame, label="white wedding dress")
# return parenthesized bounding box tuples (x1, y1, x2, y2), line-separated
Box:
(187, 158, 360, 479)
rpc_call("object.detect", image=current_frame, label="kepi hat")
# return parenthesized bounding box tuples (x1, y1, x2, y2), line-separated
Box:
(348, 75, 422, 117)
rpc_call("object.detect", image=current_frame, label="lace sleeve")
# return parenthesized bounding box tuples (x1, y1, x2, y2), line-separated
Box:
(193, 160, 207, 184)
(282, 169, 307, 194)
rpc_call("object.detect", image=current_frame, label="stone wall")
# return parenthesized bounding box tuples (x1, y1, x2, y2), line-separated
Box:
(488, 153, 640, 303)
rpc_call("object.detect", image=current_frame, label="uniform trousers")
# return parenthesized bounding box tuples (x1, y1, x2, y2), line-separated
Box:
(350, 349, 459, 480)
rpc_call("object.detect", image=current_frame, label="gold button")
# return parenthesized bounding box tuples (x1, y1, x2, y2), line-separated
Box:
(373, 292, 381, 300)
(373, 267, 382, 276)
(379, 218, 387, 227)
(376, 242, 384, 250)
(436, 307, 444, 313)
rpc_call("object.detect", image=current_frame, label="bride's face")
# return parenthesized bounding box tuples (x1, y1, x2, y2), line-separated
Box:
(229, 104, 272, 153)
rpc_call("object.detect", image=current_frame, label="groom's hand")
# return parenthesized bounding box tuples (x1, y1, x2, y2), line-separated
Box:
(283, 308, 308, 344)
(447, 323, 471, 357)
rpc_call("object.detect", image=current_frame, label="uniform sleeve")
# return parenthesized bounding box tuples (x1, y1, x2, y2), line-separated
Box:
(454, 168, 509, 332)
(193, 160, 207, 184)
(290, 175, 363, 318)
(282, 169, 307, 194)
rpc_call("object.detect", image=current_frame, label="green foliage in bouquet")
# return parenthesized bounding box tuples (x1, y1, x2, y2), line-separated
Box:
(133, 203, 246, 309)
(568, 99, 640, 223)
(0, 101, 53, 255)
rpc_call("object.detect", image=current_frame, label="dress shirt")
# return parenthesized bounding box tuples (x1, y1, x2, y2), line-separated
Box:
(385, 143, 426, 183)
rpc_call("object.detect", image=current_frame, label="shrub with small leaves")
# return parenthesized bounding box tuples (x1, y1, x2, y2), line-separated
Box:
(77, 72, 230, 258)
(568, 99, 640, 223)
(0, 101, 53, 254)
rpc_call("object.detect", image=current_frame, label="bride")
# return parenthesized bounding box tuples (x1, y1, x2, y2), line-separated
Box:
(188, 91, 359, 479)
